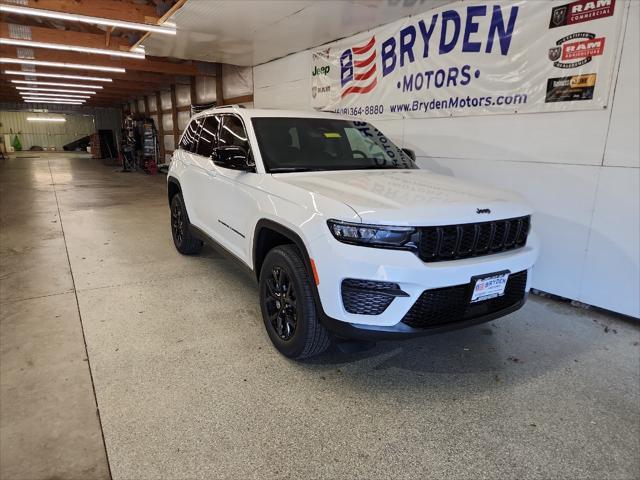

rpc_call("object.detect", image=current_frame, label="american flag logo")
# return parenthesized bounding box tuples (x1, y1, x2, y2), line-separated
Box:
(340, 36, 378, 98)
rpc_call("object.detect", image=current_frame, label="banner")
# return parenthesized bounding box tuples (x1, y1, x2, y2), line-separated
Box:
(310, 0, 624, 119)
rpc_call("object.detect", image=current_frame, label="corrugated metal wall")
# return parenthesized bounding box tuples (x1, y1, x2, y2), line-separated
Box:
(0, 110, 94, 151)
(0, 103, 122, 152)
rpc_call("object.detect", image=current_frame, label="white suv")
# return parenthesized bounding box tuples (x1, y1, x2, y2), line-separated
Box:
(168, 106, 539, 358)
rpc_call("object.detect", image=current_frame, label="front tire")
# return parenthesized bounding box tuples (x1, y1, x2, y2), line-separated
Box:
(170, 193, 202, 255)
(259, 245, 330, 359)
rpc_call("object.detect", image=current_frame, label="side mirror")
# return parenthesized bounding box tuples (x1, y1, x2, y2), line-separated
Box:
(212, 146, 254, 171)
(402, 148, 416, 161)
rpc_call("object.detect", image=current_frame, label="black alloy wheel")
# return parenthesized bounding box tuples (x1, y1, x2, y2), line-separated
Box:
(264, 266, 298, 340)
(171, 200, 185, 245)
(170, 193, 202, 255)
(259, 245, 330, 359)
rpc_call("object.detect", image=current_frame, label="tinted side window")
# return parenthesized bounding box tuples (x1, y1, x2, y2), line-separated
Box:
(195, 115, 220, 157)
(219, 115, 249, 151)
(179, 119, 201, 152)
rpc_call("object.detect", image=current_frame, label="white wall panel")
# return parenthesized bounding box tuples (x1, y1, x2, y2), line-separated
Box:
(176, 84, 192, 107)
(162, 113, 173, 132)
(137, 98, 145, 113)
(163, 134, 174, 152)
(404, 110, 610, 166)
(160, 90, 172, 111)
(177, 110, 190, 131)
(196, 76, 216, 103)
(255, 80, 310, 110)
(254, 51, 310, 89)
(254, 51, 311, 109)
(604, 1, 640, 168)
(223, 65, 253, 99)
(581, 167, 640, 317)
(147, 95, 157, 113)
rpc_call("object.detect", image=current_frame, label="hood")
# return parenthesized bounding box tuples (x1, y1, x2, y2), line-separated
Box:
(273, 169, 531, 225)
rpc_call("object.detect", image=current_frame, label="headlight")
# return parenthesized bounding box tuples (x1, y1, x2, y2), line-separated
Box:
(327, 219, 417, 249)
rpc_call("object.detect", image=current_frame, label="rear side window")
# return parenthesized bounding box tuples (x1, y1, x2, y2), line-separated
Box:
(219, 115, 249, 151)
(195, 115, 220, 157)
(179, 119, 201, 152)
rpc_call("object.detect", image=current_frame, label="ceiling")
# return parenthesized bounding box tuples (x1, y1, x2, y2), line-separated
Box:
(142, 0, 452, 66)
(0, 0, 210, 107)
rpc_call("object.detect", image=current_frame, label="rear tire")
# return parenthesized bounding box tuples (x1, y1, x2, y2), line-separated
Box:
(170, 193, 203, 255)
(259, 245, 330, 359)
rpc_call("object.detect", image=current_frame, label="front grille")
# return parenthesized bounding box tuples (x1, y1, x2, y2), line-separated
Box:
(418, 216, 530, 262)
(401, 271, 527, 329)
(341, 279, 399, 315)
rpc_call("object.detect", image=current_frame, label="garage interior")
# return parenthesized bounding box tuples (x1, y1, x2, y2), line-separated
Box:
(0, 1, 638, 480)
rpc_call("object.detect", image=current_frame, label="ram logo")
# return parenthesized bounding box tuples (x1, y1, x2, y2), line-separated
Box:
(476, 208, 492, 214)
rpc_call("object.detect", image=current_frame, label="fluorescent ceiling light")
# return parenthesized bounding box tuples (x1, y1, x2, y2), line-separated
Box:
(27, 117, 67, 122)
(12, 79, 103, 89)
(0, 58, 125, 73)
(4, 70, 112, 82)
(0, 5, 177, 35)
(23, 99, 83, 105)
(0, 38, 145, 59)
(24, 97, 85, 103)
(19, 92, 91, 99)
(17, 86, 97, 94)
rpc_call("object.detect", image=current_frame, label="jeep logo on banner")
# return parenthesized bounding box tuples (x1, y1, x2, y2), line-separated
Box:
(310, 0, 624, 119)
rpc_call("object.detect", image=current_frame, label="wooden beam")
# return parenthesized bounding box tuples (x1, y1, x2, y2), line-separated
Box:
(155, 91, 165, 161)
(170, 84, 179, 149)
(0, 47, 205, 76)
(101, 81, 173, 92)
(129, 0, 189, 52)
(24, 0, 160, 25)
(190, 76, 197, 105)
(225, 94, 253, 105)
(0, 23, 132, 51)
(215, 63, 224, 106)
(106, 26, 114, 47)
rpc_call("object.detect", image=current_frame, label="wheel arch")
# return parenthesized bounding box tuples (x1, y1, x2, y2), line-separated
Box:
(253, 219, 313, 283)
(167, 176, 182, 205)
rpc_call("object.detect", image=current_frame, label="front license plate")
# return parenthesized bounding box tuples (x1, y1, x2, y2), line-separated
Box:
(471, 273, 510, 303)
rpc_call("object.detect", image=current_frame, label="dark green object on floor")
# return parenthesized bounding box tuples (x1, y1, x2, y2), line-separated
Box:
(11, 135, 22, 151)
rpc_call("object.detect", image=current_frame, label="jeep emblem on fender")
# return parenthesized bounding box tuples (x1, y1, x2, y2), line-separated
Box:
(476, 208, 491, 214)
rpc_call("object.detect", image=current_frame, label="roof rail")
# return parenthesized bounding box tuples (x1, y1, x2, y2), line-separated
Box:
(216, 104, 246, 109)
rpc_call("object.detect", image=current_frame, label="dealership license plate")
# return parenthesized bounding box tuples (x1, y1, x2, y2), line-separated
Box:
(471, 273, 510, 303)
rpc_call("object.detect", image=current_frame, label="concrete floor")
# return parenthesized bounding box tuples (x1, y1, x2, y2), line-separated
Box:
(1, 153, 639, 480)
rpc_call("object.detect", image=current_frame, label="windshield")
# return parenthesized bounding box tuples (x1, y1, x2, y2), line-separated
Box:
(251, 117, 417, 172)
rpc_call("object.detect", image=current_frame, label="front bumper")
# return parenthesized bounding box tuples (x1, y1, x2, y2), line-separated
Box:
(308, 232, 539, 333)
(322, 296, 527, 340)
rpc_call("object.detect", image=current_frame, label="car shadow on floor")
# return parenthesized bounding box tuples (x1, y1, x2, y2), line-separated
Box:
(294, 303, 615, 397)
(201, 245, 615, 396)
